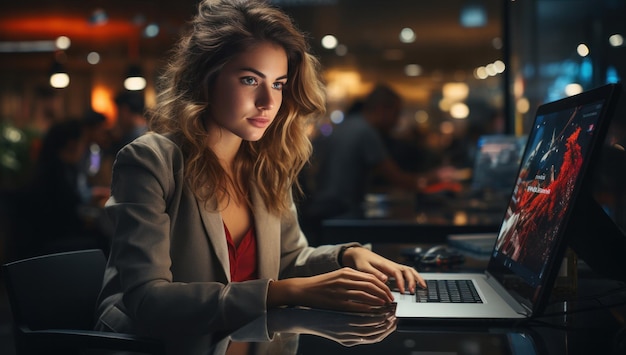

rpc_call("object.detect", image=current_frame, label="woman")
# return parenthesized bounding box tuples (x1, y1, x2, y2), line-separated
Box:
(94, 0, 424, 350)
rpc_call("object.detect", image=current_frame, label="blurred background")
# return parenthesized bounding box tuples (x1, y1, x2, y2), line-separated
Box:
(0, 0, 625, 245)
(1, 0, 624, 185)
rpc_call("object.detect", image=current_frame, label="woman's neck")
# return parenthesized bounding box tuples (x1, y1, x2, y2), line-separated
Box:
(206, 125, 242, 166)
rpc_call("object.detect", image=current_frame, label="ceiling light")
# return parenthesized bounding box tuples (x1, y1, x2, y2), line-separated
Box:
(49, 61, 69, 89)
(144, 24, 160, 38)
(474, 66, 488, 79)
(50, 73, 70, 89)
(124, 76, 146, 91)
(321, 35, 338, 49)
(55, 36, 71, 50)
(124, 65, 146, 91)
(87, 52, 100, 65)
(493, 60, 505, 73)
(399, 28, 416, 43)
(609, 34, 623, 47)
(485, 63, 497, 76)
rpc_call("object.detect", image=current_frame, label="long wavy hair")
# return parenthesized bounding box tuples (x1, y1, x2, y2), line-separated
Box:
(149, 0, 326, 216)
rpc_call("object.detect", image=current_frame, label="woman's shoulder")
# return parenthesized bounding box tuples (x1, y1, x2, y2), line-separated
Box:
(123, 132, 181, 154)
(131, 132, 178, 147)
(117, 132, 184, 168)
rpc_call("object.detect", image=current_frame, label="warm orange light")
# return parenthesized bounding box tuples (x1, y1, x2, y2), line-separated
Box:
(324, 69, 367, 103)
(0, 15, 138, 41)
(91, 85, 116, 127)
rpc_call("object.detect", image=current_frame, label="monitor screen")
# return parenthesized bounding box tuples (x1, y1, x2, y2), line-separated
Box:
(471, 134, 527, 193)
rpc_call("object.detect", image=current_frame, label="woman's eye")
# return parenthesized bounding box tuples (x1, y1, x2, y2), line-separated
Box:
(241, 77, 257, 86)
(272, 82, 285, 90)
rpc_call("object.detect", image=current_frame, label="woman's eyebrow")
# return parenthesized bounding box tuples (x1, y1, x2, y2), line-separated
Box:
(240, 67, 288, 81)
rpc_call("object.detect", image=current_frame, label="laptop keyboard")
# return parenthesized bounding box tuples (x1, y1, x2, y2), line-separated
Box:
(416, 280, 483, 303)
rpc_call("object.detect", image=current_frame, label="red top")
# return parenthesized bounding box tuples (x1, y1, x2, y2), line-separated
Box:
(224, 223, 258, 282)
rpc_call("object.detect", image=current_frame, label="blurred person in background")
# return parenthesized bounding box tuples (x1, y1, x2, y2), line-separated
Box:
(12, 119, 109, 259)
(24, 86, 64, 151)
(109, 90, 148, 154)
(300, 84, 457, 236)
(98, 90, 149, 189)
(79, 108, 112, 208)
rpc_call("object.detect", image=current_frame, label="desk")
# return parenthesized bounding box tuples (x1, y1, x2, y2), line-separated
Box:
(320, 218, 500, 244)
(210, 244, 626, 355)
(209, 288, 625, 355)
(318, 192, 503, 245)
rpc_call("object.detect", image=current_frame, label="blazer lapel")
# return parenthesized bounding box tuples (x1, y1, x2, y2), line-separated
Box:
(195, 187, 280, 281)
(195, 194, 231, 282)
(251, 188, 280, 279)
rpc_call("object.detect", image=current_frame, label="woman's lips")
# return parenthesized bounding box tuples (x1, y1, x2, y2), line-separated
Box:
(248, 117, 270, 128)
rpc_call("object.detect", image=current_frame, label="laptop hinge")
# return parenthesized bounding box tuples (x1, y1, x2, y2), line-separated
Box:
(485, 272, 532, 317)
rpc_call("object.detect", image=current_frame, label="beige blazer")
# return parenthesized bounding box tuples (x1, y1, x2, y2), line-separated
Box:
(94, 133, 351, 352)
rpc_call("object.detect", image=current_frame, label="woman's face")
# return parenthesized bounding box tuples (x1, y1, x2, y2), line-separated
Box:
(207, 41, 288, 143)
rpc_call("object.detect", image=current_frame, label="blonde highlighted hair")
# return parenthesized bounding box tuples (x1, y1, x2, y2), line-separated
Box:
(149, 0, 326, 215)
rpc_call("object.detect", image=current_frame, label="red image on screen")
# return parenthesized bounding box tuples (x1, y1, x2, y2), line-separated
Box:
(495, 106, 592, 274)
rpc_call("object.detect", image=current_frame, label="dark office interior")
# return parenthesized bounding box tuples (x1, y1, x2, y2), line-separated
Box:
(1, 0, 626, 354)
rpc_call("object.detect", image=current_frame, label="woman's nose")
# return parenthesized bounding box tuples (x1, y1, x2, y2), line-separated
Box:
(256, 85, 275, 110)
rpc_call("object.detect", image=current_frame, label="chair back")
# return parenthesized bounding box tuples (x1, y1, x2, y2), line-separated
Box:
(3, 249, 106, 331)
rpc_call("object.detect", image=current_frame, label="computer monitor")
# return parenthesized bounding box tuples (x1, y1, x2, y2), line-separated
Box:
(470, 134, 527, 193)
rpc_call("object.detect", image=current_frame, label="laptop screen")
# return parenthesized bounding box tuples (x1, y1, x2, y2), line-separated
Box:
(487, 83, 621, 313)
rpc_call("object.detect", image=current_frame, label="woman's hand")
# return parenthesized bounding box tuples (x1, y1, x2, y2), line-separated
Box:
(342, 247, 426, 295)
(267, 307, 397, 347)
(268, 268, 395, 313)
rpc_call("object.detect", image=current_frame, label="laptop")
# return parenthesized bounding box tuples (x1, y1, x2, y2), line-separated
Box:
(392, 83, 622, 323)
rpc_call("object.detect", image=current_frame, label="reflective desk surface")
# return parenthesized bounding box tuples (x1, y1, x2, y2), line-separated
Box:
(214, 244, 626, 355)
(214, 284, 626, 355)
